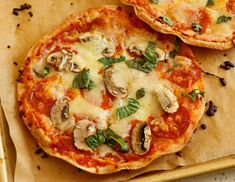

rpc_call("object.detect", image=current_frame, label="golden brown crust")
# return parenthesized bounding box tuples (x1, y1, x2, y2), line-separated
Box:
(121, 0, 235, 50)
(17, 6, 205, 174)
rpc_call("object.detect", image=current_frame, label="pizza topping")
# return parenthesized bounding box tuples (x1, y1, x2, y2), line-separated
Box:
(86, 128, 129, 153)
(216, 16, 232, 24)
(73, 119, 96, 152)
(103, 128, 129, 153)
(72, 69, 96, 90)
(156, 85, 179, 113)
(126, 42, 159, 73)
(98, 56, 125, 68)
(79, 32, 116, 57)
(169, 37, 180, 59)
(206, 0, 214, 6)
(182, 89, 205, 102)
(136, 88, 146, 100)
(159, 16, 174, 26)
(192, 23, 202, 32)
(33, 66, 50, 78)
(50, 100, 69, 125)
(129, 42, 165, 61)
(131, 122, 152, 155)
(47, 50, 81, 72)
(117, 98, 140, 119)
(151, 0, 159, 4)
(104, 67, 128, 98)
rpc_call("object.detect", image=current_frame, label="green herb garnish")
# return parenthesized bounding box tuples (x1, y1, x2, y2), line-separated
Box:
(216, 16, 232, 24)
(117, 98, 140, 119)
(33, 66, 50, 77)
(86, 130, 106, 150)
(126, 41, 158, 73)
(192, 23, 202, 32)
(97, 56, 125, 68)
(151, 0, 159, 3)
(136, 88, 146, 99)
(72, 69, 95, 90)
(182, 89, 205, 102)
(103, 128, 129, 152)
(159, 16, 173, 26)
(169, 37, 180, 58)
(206, 0, 214, 6)
(85, 129, 128, 152)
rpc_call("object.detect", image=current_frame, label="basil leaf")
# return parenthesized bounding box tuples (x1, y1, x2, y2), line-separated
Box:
(72, 69, 95, 90)
(216, 16, 232, 24)
(117, 98, 140, 119)
(206, 0, 214, 6)
(136, 88, 146, 99)
(85, 130, 106, 150)
(33, 66, 50, 77)
(169, 37, 180, 58)
(85, 135, 99, 150)
(103, 128, 129, 152)
(192, 23, 202, 32)
(159, 16, 173, 26)
(126, 42, 158, 73)
(98, 56, 125, 68)
(151, 0, 159, 3)
(182, 89, 205, 102)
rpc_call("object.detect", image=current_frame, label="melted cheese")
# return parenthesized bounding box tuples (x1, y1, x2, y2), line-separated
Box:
(70, 95, 109, 130)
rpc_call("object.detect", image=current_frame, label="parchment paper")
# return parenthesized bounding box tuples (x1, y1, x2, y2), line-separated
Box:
(0, 0, 235, 181)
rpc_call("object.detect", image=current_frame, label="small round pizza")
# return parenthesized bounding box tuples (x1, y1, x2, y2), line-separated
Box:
(17, 6, 205, 174)
(121, 0, 235, 50)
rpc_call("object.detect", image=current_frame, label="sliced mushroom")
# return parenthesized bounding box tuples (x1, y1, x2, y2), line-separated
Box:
(131, 122, 152, 155)
(128, 43, 145, 56)
(73, 119, 96, 152)
(79, 32, 116, 57)
(102, 46, 116, 57)
(129, 43, 166, 61)
(47, 50, 81, 72)
(104, 67, 128, 98)
(155, 48, 166, 61)
(50, 100, 69, 126)
(155, 85, 179, 113)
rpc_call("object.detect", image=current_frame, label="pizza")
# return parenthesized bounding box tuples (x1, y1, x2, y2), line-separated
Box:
(17, 6, 205, 174)
(121, 0, 235, 50)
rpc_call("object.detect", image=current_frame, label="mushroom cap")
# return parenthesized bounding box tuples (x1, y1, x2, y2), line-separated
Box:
(50, 100, 69, 126)
(104, 67, 128, 98)
(73, 119, 96, 152)
(131, 122, 152, 155)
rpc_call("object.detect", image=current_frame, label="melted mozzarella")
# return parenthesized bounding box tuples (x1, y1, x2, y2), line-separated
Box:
(69, 96, 109, 130)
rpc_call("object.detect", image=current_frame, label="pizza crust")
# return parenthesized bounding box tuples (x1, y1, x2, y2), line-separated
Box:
(17, 6, 205, 174)
(121, 0, 234, 50)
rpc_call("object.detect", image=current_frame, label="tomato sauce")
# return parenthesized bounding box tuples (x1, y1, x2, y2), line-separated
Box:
(101, 92, 115, 110)
(151, 106, 190, 139)
(198, 9, 211, 33)
(28, 81, 55, 116)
